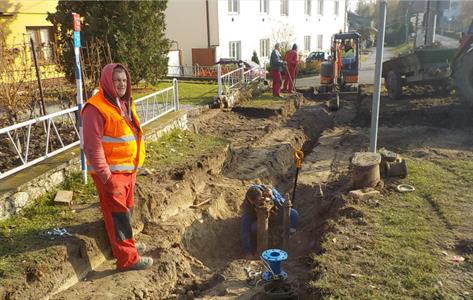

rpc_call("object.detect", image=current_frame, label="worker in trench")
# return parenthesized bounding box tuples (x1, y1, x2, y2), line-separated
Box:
(240, 184, 299, 259)
(82, 63, 153, 271)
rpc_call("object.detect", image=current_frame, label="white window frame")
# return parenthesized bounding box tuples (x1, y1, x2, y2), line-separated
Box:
(304, 0, 311, 16)
(334, 0, 339, 16)
(229, 41, 241, 60)
(304, 35, 311, 52)
(228, 0, 239, 14)
(317, 34, 323, 50)
(317, 0, 324, 16)
(280, 0, 289, 16)
(26, 26, 55, 64)
(260, 0, 269, 14)
(260, 38, 270, 58)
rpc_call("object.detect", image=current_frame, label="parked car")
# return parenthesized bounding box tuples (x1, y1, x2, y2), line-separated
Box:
(306, 51, 328, 63)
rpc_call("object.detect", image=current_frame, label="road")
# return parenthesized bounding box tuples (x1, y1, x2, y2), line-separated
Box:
(295, 46, 395, 88)
(435, 34, 460, 48)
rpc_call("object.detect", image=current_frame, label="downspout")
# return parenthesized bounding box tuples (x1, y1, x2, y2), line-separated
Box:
(206, 0, 211, 48)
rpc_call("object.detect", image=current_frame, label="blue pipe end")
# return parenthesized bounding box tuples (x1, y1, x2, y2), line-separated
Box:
(261, 249, 288, 275)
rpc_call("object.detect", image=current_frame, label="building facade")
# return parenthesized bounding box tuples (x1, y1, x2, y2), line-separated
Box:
(1, 1, 58, 61)
(165, 0, 347, 67)
(0, 0, 59, 81)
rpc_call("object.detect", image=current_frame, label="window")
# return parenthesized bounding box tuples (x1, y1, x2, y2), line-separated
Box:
(260, 0, 269, 14)
(317, 0, 324, 15)
(281, 0, 289, 16)
(334, 0, 339, 16)
(317, 34, 323, 49)
(260, 39, 270, 57)
(229, 41, 241, 60)
(304, 36, 311, 52)
(228, 0, 239, 13)
(305, 0, 311, 16)
(26, 26, 55, 64)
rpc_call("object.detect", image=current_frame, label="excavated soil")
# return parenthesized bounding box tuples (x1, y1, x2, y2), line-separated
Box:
(31, 97, 343, 300)
(4, 87, 473, 299)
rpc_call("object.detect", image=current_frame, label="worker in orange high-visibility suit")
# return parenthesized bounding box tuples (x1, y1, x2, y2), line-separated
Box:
(282, 43, 298, 93)
(81, 63, 153, 271)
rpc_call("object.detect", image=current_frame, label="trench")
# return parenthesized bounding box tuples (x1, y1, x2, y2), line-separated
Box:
(50, 100, 348, 300)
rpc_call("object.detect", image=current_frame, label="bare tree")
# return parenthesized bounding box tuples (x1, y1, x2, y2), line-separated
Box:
(270, 21, 296, 54)
(0, 32, 33, 126)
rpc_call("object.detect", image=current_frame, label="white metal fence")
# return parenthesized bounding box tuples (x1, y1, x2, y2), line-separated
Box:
(0, 79, 180, 180)
(167, 65, 219, 78)
(135, 78, 179, 126)
(217, 64, 266, 97)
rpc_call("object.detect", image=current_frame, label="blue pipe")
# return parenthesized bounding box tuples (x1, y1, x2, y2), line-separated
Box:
(261, 249, 288, 275)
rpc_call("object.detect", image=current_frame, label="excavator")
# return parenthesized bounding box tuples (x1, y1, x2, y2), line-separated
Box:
(383, 19, 473, 102)
(316, 32, 361, 110)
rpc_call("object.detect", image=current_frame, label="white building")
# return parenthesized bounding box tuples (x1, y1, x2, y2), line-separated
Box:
(165, 0, 347, 67)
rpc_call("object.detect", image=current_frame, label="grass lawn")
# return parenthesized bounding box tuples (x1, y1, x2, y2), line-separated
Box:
(0, 129, 226, 280)
(144, 128, 227, 170)
(312, 157, 473, 299)
(0, 172, 97, 278)
(238, 92, 287, 109)
(133, 81, 217, 106)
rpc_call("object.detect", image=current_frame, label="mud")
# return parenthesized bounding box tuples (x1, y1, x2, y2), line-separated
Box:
(4, 85, 473, 299)
(26, 95, 336, 300)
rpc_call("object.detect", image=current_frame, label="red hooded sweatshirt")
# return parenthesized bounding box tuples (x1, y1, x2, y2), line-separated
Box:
(82, 63, 138, 184)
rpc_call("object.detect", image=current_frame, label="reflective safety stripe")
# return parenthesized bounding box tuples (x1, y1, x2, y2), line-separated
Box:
(87, 165, 136, 172)
(109, 165, 136, 172)
(102, 134, 136, 143)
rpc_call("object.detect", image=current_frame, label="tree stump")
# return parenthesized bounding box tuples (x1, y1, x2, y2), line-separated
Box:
(351, 152, 381, 189)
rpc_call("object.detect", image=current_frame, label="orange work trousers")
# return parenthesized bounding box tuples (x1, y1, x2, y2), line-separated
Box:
(92, 173, 139, 269)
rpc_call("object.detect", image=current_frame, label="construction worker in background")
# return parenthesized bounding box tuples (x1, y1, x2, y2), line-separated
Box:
(240, 184, 298, 259)
(82, 63, 153, 271)
(342, 40, 354, 58)
(342, 40, 355, 69)
(282, 43, 299, 93)
(270, 43, 287, 97)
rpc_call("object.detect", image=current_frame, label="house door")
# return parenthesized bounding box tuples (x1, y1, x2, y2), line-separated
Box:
(167, 50, 181, 76)
(191, 48, 215, 66)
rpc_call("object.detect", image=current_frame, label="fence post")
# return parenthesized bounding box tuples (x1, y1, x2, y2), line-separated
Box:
(72, 12, 87, 184)
(217, 63, 222, 97)
(173, 78, 179, 111)
(241, 66, 245, 85)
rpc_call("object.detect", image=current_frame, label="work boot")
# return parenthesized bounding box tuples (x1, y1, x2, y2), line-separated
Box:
(135, 242, 146, 254)
(123, 256, 153, 271)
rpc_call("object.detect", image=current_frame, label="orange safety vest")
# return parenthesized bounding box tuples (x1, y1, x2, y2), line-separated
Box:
(81, 88, 145, 173)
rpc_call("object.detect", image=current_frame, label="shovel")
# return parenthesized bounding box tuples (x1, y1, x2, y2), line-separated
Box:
(284, 64, 302, 97)
(291, 148, 304, 205)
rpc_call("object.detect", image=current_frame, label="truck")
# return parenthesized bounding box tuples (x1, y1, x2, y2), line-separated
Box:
(382, 20, 473, 102)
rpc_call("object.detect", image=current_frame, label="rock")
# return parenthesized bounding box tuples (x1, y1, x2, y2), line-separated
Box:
(134, 288, 144, 300)
(49, 171, 65, 187)
(54, 190, 73, 206)
(9, 192, 29, 211)
(349, 188, 380, 201)
(139, 168, 153, 176)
